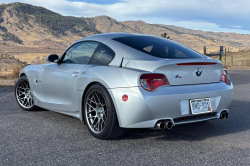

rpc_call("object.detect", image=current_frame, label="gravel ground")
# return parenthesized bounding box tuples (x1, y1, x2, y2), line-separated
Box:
(0, 71, 250, 166)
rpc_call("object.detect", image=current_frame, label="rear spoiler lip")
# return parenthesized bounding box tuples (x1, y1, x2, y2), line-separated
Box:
(177, 62, 217, 65)
(125, 58, 221, 72)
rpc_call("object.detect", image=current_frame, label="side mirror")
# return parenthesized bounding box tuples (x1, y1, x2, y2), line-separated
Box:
(47, 54, 59, 63)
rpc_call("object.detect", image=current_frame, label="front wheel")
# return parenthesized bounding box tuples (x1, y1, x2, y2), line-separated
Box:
(15, 75, 38, 111)
(83, 84, 126, 139)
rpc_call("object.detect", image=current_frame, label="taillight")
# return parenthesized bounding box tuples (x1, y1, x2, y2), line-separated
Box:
(140, 74, 169, 91)
(220, 70, 228, 84)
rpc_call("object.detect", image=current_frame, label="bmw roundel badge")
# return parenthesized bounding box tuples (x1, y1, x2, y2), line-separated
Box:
(196, 67, 202, 77)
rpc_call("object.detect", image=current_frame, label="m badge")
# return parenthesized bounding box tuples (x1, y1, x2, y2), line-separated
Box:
(175, 75, 182, 78)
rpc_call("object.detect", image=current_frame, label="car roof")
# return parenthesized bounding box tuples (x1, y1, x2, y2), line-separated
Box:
(85, 33, 133, 39)
(73, 33, 156, 44)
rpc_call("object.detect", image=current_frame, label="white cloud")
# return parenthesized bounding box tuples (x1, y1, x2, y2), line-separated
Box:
(1, 0, 250, 34)
(232, 26, 243, 28)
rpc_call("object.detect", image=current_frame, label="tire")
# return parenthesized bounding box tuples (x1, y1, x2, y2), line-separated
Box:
(83, 83, 126, 139)
(15, 75, 38, 111)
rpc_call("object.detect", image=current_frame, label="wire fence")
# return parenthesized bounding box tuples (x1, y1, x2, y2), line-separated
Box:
(203, 46, 250, 70)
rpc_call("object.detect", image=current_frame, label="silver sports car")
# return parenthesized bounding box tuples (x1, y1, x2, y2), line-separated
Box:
(15, 33, 234, 139)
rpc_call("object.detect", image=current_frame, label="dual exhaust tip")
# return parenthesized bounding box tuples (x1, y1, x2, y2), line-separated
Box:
(156, 120, 174, 130)
(156, 111, 229, 130)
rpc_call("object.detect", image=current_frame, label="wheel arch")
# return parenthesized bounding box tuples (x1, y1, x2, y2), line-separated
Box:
(18, 71, 31, 89)
(20, 73, 26, 77)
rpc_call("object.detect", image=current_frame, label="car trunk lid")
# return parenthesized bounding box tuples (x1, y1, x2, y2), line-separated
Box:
(154, 61, 222, 85)
(125, 58, 223, 86)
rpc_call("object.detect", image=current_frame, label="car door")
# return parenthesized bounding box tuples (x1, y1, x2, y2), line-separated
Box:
(42, 41, 99, 107)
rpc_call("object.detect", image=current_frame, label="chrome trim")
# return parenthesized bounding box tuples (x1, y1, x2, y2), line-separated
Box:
(72, 72, 80, 77)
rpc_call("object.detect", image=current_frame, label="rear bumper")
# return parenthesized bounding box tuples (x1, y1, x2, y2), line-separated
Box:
(108, 82, 234, 128)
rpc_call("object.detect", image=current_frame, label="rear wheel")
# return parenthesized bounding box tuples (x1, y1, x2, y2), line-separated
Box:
(15, 75, 38, 111)
(83, 84, 126, 139)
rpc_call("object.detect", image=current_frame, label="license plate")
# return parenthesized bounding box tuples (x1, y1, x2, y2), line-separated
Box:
(190, 98, 212, 114)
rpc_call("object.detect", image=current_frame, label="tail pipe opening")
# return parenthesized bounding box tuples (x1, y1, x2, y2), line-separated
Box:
(156, 122, 166, 130)
(220, 111, 229, 119)
(165, 120, 174, 129)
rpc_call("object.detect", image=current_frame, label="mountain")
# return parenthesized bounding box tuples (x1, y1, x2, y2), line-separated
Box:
(0, 2, 100, 48)
(1, 2, 250, 53)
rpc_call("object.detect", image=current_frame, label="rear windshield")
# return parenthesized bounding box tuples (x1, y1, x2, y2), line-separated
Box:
(113, 36, 204, 59)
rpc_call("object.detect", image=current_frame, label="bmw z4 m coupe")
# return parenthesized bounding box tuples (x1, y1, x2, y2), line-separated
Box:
(15, 33, 234, 139)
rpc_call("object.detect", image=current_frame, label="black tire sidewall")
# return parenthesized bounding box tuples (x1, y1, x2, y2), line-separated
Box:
(83, 84, 117, 139)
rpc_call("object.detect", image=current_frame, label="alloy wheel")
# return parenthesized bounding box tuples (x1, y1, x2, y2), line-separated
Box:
(85, 90, 108, 134)
(16, 79, 34, 109)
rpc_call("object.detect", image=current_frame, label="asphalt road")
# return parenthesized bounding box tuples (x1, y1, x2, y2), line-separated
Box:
(1, 70, 250, 166)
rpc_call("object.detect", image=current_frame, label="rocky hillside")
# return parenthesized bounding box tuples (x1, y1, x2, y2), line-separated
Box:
(0, 3, 100, 48)
(1, 2, 250, 53)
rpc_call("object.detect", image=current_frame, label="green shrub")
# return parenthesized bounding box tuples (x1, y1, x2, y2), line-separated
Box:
(1, 32, 23, 44)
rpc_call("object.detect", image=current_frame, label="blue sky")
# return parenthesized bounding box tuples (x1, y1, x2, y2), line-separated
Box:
(67, 0, 119, 4)
(1, 0, 250, 34)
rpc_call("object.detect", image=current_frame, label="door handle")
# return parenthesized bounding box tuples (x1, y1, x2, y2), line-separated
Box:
(72, 72, 80, 77)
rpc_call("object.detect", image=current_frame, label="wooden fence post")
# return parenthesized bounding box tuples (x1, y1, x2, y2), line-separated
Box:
(224, 48, 227, 66)
(219, 46, 223, 61)
(203, 46, 206, 55)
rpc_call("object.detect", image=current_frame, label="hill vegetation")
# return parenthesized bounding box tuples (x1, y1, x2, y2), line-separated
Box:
(1, 32, 22, 44)
(6, 3, 100, 36)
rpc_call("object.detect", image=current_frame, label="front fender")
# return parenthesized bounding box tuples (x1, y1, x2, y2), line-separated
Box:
(19, 64, 49, 101)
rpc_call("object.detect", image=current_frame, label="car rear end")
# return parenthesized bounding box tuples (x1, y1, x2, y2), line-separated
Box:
(137, 63, 233, 128)
(108, 59, 233, 129)
(107, 34, 234, 129)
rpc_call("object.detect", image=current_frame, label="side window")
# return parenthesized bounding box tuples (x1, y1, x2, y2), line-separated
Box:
(89, 44, 115, 65)
(63, 42, 99, 64)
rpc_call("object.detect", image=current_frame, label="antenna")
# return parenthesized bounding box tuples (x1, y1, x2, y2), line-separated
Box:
(119, 57, 124, 68)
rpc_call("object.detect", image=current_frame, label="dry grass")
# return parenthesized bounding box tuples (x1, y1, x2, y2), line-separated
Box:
(13, 53, 48, 64)
(0, 64, 22, 79)
(208, 50, 250, 70)
(0, 72, 14, 79)
(12, 64, 22, 79)
(222, 51, 250, 67)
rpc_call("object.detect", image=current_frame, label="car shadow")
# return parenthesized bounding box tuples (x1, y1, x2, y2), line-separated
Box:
(113, 99, 250, 141)
(32, 107, 48, 112)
